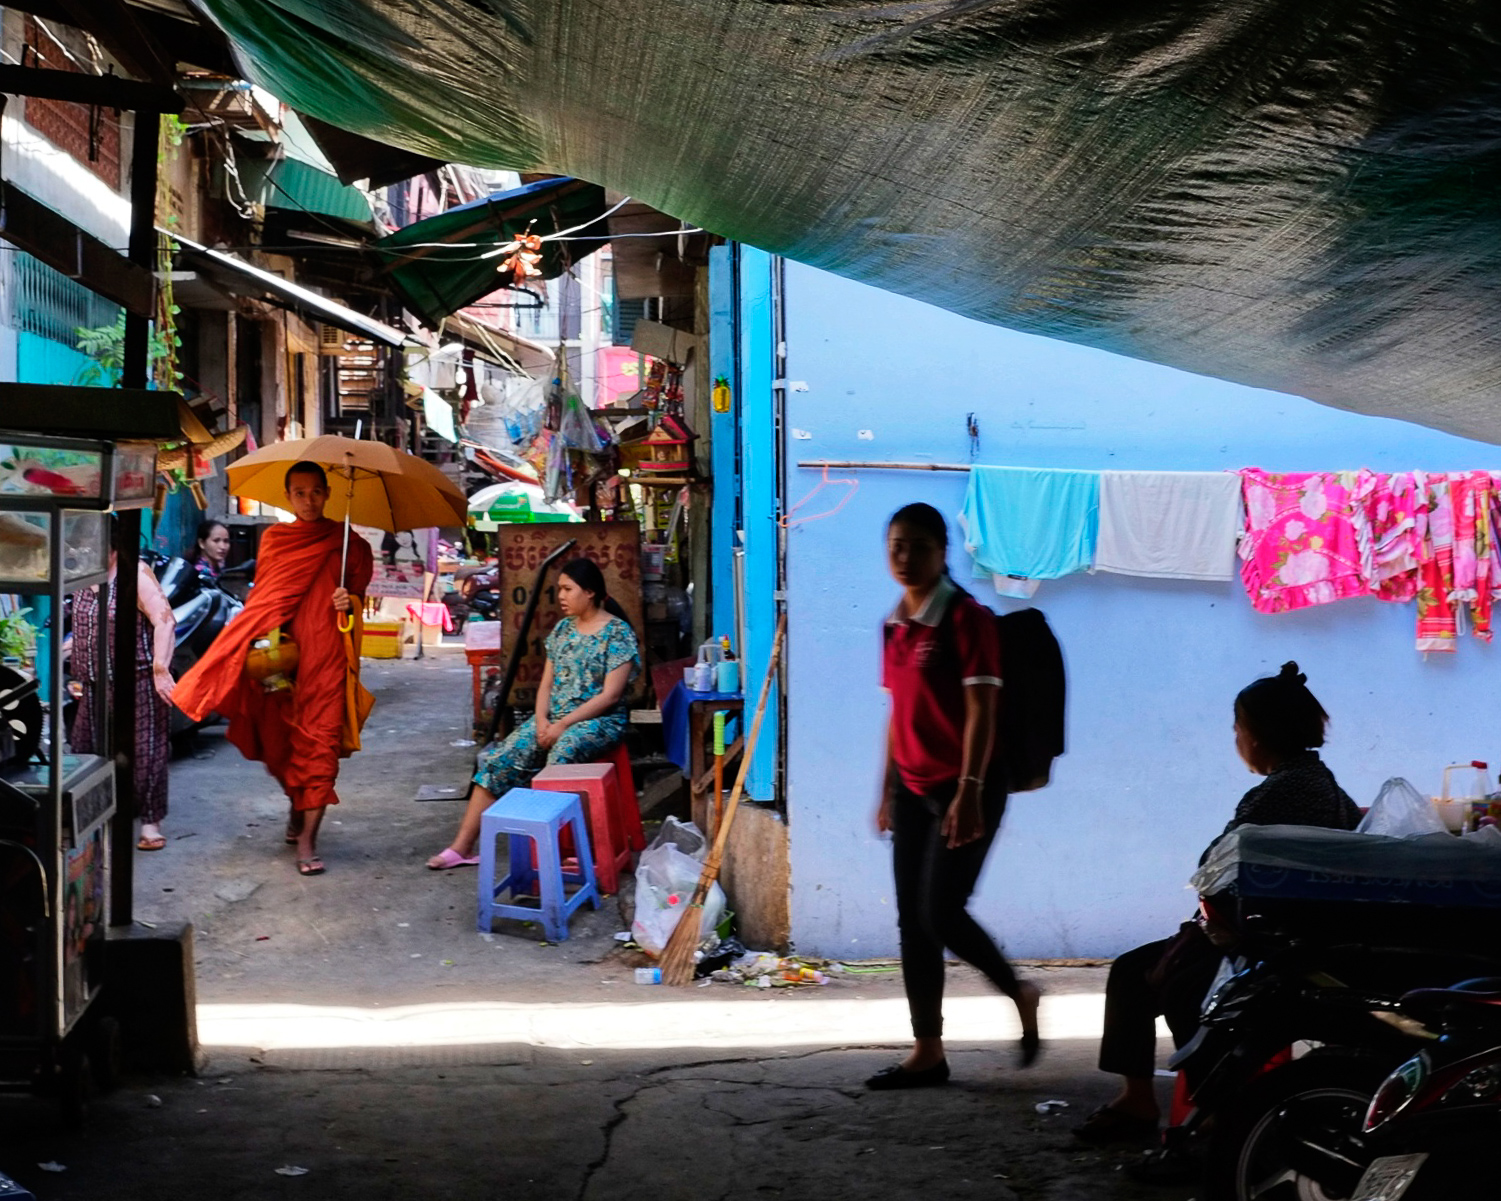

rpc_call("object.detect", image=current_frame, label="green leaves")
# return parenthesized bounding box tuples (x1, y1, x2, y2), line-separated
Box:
(73, 314, 181, 390)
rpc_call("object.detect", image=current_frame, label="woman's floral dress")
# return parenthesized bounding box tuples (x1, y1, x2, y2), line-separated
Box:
(473, 615, 640, 794)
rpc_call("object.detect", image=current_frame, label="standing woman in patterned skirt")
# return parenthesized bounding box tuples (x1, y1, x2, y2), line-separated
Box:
(71, 544, 178, 849)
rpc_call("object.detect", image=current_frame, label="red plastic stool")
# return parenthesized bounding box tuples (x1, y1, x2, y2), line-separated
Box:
(598, 742, 645, 851)
(531, 763, 631, 894)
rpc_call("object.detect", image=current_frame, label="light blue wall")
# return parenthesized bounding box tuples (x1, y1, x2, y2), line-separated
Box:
(781, 260, 1501, 959)
(16, 330, 96, 388)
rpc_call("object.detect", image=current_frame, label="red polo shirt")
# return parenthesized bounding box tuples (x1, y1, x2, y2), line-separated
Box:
(882, 576, 1001, 794)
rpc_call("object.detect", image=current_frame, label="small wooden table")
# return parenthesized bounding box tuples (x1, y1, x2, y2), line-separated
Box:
(464, 624, 503, 739)
(685, 692, 744, 837)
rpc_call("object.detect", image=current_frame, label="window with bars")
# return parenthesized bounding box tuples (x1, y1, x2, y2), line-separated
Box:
(9, 250, 122, 346)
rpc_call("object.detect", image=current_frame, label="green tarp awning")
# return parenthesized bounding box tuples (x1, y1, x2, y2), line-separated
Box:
(195, 0, 1501, 442)
(236, 108, 375, 225)
(373, 177, 607, 326)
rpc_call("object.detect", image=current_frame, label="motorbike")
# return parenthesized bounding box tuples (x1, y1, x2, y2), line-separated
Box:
(47, 553, 249, 748)
(1344, 977, 1501, 1201)
(151, 554, 248, 738)
(443, 564, 499, 631)
(1161, 890, 1501, 1201)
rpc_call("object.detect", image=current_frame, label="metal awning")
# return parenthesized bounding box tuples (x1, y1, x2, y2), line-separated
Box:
(234, 109, 376, 225)
(438, 311, 554, 375)
(171, 233, 408, 348)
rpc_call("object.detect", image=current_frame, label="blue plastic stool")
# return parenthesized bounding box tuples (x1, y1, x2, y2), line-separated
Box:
(478, 787, 600, 941)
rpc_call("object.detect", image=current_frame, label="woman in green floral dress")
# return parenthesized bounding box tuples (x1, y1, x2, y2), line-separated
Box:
(427, 558, 639, 869)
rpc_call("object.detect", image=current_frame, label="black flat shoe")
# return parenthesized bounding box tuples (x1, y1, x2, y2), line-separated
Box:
(1073, 1105, 1160, 1145)
(865, 1059, 950, 1090)
(1125, 1146, 1202, 1185)
(1019, 1029, 1042, 1068)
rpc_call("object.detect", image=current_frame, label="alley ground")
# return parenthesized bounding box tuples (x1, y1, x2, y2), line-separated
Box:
(3, 652, 1190, 1201)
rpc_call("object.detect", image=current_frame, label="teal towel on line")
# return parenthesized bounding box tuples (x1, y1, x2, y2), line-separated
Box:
(959, 465, 1100, 581)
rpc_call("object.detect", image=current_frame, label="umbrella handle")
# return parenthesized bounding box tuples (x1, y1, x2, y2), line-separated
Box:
(338, 612, 354, 633)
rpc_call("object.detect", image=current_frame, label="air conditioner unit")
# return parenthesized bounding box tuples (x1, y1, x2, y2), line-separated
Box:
(318, 324, 347, 354)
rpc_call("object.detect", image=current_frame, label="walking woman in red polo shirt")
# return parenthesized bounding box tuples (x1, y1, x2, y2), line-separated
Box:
(868, 502, 1042, 1090)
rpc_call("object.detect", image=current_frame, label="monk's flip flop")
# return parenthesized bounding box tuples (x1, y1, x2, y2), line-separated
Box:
(296, 857, 325, 877)
(137, 835, 166, 852)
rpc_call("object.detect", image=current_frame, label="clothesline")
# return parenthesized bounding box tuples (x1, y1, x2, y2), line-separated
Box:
(798, 460, 1499, 656)
(797, 459, 974, 472)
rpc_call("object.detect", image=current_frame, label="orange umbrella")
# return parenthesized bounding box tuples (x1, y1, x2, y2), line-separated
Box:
(226, 434, 466, 532)
(228, 433, 467, 635)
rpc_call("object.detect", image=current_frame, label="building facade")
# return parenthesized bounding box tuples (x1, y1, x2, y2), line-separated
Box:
(714, 252, 1501, 959)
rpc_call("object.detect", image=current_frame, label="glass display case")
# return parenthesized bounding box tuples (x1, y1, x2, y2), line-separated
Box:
(0, 434, 154, 512)
(0, 432, 121, 1057)
(111, 442, 159, 509)
(0, 440, 107, 506)
(0, 510, 110, 589)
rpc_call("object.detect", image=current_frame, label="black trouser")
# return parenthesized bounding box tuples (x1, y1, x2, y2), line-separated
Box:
(891, 779, 1019, 1039)
(1098, 922, 1224, 1078)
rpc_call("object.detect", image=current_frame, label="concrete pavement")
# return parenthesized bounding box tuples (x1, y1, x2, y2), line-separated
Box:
(2, 653, 1191, 1200)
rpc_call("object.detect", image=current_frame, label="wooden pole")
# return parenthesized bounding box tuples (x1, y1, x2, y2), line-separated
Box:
(111, 108, 160, 928)
(795, 459, 973, 472)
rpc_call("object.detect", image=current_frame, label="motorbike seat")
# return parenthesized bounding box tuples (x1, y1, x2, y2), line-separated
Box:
(1400, 977, 1501, 1022)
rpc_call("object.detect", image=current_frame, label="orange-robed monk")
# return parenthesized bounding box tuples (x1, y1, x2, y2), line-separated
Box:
(173, 461, 374, 877)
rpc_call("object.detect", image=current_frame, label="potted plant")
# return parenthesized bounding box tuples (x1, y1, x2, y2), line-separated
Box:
(0, 606, 37, 667)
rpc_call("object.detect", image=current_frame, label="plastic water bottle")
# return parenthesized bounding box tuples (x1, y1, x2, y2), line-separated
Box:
(634, 967, 662, 985)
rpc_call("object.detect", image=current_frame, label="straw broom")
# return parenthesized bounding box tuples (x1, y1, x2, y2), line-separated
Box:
(659, 614, 787, 986)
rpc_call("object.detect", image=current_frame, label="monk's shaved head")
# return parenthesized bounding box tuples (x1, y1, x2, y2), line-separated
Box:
(284, 461, 328, 491)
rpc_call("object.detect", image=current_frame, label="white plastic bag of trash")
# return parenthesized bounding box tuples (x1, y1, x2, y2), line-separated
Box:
(631, 817, 726, 957)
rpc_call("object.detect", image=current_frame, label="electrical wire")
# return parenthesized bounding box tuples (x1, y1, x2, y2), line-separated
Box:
(367, 227, 709, 264)
(547, 193, 633, 239)
(31, 17, 89, 72)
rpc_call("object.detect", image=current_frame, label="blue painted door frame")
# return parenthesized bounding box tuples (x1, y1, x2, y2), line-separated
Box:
(708, 244, 781, 802)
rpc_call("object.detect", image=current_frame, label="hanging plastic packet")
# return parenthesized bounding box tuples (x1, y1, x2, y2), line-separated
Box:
(558, 393, 604, 453)
(543, 436, 570, 503)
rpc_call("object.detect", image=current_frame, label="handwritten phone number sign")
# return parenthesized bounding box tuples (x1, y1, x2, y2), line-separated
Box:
(496, 522, 643, 704)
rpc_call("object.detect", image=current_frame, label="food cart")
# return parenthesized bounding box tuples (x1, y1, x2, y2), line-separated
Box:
(0, 431, 155, 1121)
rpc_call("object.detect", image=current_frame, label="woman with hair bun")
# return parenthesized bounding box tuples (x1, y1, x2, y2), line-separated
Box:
(1075, 661, 1361, 1145)
(426, 557, 639, 870)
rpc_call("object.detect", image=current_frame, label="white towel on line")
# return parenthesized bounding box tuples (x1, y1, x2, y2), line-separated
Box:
(1094, 471, 1242, 581)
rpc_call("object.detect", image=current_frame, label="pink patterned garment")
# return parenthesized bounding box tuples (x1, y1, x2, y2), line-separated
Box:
(1239, 471, 1371, 614)
(1349, 469, 1421, 602)
(1414, 473, 1457, 653)
(1448, 471, 1495, 642)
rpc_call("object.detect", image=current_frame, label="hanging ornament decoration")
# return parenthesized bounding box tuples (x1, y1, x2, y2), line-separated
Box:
(496, 231, 545, 282)
(662, 362, 685, 418)
(712, 375, 732, 413)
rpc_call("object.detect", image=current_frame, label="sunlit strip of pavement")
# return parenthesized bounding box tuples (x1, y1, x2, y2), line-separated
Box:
(197, 993, 1152, 1052)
